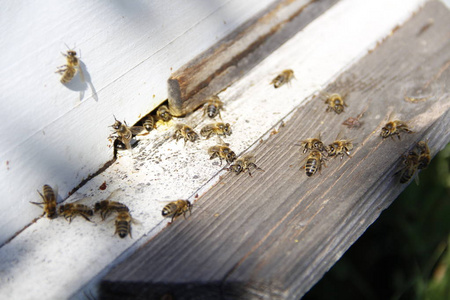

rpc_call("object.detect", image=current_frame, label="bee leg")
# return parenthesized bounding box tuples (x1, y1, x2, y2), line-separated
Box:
(30, 201, 44, 207)
(124, 139, 132, 150)
(80, 214, 92, 222)
(250, 163, 264, 173)
(219, 158, 223, 166)
(55, 65, 68, 74)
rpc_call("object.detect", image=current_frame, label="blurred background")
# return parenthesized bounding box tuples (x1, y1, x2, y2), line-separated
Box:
(304, 142, 450, 300)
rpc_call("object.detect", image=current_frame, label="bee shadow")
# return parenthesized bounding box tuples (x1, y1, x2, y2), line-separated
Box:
(62, 60, 98, 102)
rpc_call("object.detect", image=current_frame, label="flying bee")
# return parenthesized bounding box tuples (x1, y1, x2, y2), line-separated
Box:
(380, 120, 413, 140)
(173, 124, 199, 144)
(303, 150, 326, 177)
(94, 190, 129, 220)
(156, 105, 172, 122)
(208, 141, 237, 166)
(30, 185, 58, 219)
(297, 133, 325, 154)
(270, 69, 295, 88)
(325, 93, 347, 114)
(228, 154, 264, 176)
(59, 203, 94, 223)
(162, 200, 192, 223)
(115, 210, 133, 238)
(55, 48, 84, 84)
(415, 140, 431, 169)
(398, 152, 420, 184)
(110, 116, 144, 150)
(142, 115, 155, 132)
(200, 122, 232, 139)
(202, 95, 224, 119)
(325, 133, 354, 160)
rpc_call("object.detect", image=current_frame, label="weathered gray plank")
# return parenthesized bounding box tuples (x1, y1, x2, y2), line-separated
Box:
(100, 1, 450, 299)
(168, 0, 340, 116)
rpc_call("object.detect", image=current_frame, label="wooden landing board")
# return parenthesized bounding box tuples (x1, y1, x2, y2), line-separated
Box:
(100, 1, 450, 299)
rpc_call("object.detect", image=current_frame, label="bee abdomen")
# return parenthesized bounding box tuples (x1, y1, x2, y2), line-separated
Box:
(143, 116, 155, 131)
(305, 159, 318, 177)
(60, 67, 76, 83)
(162, 203, 177, 217)
(207, 105, 218, 118)
(400, 169, 415, 183)
(116, 220, 131, 238)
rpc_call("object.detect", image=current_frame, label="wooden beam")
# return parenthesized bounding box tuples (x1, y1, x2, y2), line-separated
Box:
(168, 0, 339, 116)
(100, 1, 450, 299)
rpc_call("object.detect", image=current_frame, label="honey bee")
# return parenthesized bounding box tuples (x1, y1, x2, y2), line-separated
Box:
(228, 154, 263, 176)
(143, 115, 155, 132)
(303, 150, 326, 177)
(325, 93, 347, 114)
(415, 140, 431, 169)
(298, 133, 325, 154)
(156, 105, 172, 122)
(398, 152, 420, 184)
(94, 191, 129, 221)
(162, 200, 192, 222)
(325, 133, 354, 160)
(200, 122, 232, 139)
(59, 203, 94, 223)
(110, 116, 144, 150)
(30, 185, 57, 219)
(55, 49, 84, 84)
(270, 69, 295, 88)
(380, 120, 413, 140)
(208, 142, 237, 166)
(115, 210, 133, 238)
(203, 95, 224, 119)
(173, 124, 199, 144)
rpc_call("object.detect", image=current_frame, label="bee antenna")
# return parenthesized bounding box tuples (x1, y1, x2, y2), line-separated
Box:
(113, 115, 118, 121)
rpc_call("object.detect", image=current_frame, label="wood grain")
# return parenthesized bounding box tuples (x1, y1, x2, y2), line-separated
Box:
(101, 1, 450, 299)
(168, 0, 339, 116)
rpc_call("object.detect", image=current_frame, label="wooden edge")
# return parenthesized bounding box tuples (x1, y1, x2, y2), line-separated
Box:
(167, 0, 340, 116)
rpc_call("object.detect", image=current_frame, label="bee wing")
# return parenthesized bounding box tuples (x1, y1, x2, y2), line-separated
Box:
(242, 154, 256, 164)
(103, 188, 123, 202)
(414, 173, 420, 185)
(77, 64, 85, 83)
(130, 126, 145, 135)
(216, 137, 229, 146)
(387, 110, 397, 122)
(317, 90, 330, 101)
(156, 199, 181, 203)
(299, 154, 309, 168)
(65, 194, 93, 205)
(131, 217, 142, 226)
(336, 130, 344, 140)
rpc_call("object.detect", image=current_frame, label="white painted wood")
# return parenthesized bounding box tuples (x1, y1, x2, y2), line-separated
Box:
(0, 0, 428, 299)
(0, 0, 279, 246)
